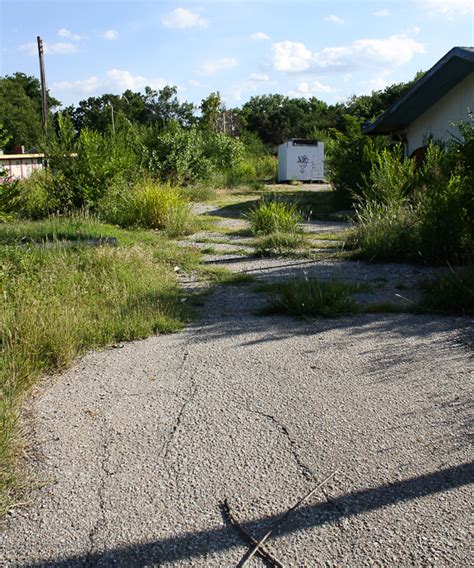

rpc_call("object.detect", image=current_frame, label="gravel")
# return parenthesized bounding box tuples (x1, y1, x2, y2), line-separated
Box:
(1, 255, 472, 567)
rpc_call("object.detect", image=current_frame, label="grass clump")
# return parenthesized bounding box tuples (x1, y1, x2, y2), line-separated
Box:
(418, 266, 474, 315)
(246, 198, 303, 235)
(262, 278, 359, 317)
(255, 231, 306, 256)
(100, 179, 194, 237)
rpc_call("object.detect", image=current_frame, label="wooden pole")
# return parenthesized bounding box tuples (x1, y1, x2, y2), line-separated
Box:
(37, 36, 48, 129)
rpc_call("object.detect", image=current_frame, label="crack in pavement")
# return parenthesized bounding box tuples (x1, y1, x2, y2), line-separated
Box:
(247, 406, 348, 533)
(247, 407, 314, 481)
(86, 413, 115, 559)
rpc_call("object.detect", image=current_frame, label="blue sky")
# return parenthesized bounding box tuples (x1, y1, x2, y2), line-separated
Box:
(1, 0, 473, 109)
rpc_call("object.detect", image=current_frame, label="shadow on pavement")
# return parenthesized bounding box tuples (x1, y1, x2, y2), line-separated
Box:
(24, 461, 474, 567)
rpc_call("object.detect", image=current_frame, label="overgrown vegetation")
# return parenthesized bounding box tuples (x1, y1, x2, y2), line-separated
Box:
(352, 122, 474, 264)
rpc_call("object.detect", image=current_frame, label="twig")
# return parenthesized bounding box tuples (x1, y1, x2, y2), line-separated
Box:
(221, 499, 285, 568)
(240, 470, 338, 567)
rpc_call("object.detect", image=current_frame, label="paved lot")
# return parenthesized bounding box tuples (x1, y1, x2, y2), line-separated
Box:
(1, 261, 473, 567)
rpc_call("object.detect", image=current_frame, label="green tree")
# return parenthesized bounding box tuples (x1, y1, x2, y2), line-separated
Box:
(0, 73, 60, 151)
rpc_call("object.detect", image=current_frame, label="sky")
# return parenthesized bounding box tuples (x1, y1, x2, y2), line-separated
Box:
(1, 0, 473, 109)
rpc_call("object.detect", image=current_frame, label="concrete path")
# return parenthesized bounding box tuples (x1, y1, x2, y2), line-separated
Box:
(1, 266, 473, 566)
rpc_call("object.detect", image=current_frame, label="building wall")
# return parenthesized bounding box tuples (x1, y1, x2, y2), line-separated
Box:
(0, 156, 44, 180)
(406, 72, 474, 156)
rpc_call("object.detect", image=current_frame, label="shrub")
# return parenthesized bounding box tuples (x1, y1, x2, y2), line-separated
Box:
(0, 171, 57, 219)
(325, 115, 389, 206)
(264, 278, 358, 317)
(246, 198, 303, 235)
(360, 145, 417, 205)
(100, 178, 194, 237)
(143, 124, 214, 185)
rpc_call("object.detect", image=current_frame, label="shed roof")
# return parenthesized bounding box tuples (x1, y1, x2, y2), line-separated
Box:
(363, 47, 474, 135)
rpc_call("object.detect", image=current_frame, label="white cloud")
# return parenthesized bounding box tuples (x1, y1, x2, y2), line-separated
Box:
(188, 79, 201, 87)
(161, 8, 208, 29)
(416, 0, 474, 17)
(58, 28, 82, 41)
(314, 35, 425, 69)
(53, 76, 100, 95)
(52, 68, 169, 97)
(101, 29, 118, 40)
(272, 41, 313, 72)
(289, 80, 334, 98)
(250, 32, 271, 41)
(197, 57, 238, 76)
(248, 73, 271, 82)
(325, 15, 344, 24)
(373, 9, 392, 17)
(19, 41, 79, 55)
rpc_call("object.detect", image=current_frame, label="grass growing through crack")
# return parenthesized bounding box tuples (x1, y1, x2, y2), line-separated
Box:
(260, 279, 367, 317)
(0, 216, 203, 516)
(418, 266, 474, 315)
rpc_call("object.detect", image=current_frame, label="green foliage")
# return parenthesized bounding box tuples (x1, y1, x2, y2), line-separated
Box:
(325, 115, 389, 205)
(419, 266, 474, 315)
(100, 178, 194, 236)
(354, 125, 474, 263)
(246, 198, 303, 235)
(143, 124, 213, 184)
(0, 73, 60, 151)
(360, 145, 417, 205)
(354, 201, 419, 261)
(0, 171, 56, 219)
(263, 278, 358, 317)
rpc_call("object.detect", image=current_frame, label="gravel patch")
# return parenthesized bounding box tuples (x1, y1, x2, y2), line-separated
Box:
(2, 253, 472, 566)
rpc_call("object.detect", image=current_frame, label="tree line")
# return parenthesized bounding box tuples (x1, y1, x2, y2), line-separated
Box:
(0, 70, 424, 152)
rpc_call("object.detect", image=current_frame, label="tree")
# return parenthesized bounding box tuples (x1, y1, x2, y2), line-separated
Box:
(0, 73, 60, 151)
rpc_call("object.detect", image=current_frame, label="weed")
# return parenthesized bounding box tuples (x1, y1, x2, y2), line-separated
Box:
(418, 266, 474, 315)
(246, 198, 303, 235)
(255, 232, 306, 256)
(262, 278, 360, 317)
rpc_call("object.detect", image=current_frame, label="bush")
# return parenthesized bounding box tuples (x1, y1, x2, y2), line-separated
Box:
(246, 198, 303, 235)
(325, 115, 389, 206)
(360, 145, 417, 205)
(354, 129, 474, 264)
(100, 178, 193, 237)
(0, 171, 57, 219)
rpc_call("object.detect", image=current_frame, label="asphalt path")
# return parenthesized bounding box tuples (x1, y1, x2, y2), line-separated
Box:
(1, 275, 473, 567)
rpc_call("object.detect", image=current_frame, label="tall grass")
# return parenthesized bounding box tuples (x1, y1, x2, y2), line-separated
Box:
(0, 217, 199, 516)
(100, 179, 194, 237)
(246, 198, 302, 235)
(419, 266, 474, 315)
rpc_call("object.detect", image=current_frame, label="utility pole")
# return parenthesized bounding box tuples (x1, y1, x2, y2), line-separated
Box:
(37, 36, 48, 129)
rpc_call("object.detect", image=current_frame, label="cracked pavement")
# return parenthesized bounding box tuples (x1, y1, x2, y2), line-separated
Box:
(1, 275, 473, 566)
